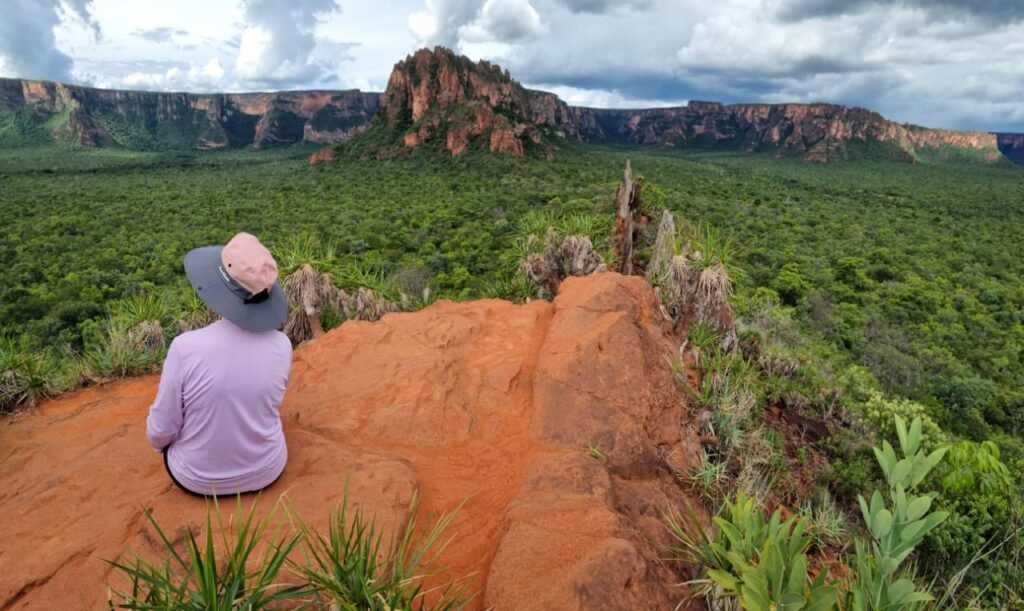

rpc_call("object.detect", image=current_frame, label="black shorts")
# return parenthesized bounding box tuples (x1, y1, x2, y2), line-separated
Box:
(162, 449, 282, 499)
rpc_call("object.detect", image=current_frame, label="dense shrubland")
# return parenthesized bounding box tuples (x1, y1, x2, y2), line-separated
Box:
(1, 144, 1022, 606)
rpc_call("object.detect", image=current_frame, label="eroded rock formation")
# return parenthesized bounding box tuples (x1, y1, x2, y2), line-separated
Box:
(0, 273, 703, 610)
(3, 48, 1015, 164)
(370, 47, 552, 158)
(998, 133, 1024, 165)
(352, 48, 1010, 163)
(0, 78, 381, 149)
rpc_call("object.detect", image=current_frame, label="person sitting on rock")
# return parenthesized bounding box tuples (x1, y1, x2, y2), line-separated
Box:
(146, 232, 292, 497)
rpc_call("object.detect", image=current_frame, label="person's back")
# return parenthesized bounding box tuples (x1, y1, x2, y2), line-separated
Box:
(145, 232, 292, 497)
(147, 319, 291, 496)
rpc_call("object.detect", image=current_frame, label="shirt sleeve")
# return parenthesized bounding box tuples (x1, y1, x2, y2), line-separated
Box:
(146, 340, 184, 452)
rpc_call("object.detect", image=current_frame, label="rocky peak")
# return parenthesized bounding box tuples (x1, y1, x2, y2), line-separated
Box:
(366, 47, 556, 158)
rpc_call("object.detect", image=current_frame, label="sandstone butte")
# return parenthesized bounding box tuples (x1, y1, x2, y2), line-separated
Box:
(0, 274, 707, 610)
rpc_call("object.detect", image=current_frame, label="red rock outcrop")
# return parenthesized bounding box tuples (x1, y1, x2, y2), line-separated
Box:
(307, 147, 337, 165)
(4, 48, 1015, 164)
(571, 102, 1001, 162)
(374, 47, 550, 158)
(0, 273, 703, 610)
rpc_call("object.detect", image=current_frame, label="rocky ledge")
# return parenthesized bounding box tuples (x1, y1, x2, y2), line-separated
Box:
(0, 273, 704, 610)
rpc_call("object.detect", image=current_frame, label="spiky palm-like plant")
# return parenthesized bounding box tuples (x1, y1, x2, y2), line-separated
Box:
(338, 287, 400, 322)
(283, 263, 339, 344)
(178, 290, 219, 333)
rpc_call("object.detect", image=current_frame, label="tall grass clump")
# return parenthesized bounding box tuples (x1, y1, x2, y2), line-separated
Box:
(0, 335, 70, 412)
(273, 233, 338, 277)
(107, 496, 306, 610)
(288, 493, 470, 610)
(83, 305, 169, 382)
(107, 493, 471, 610)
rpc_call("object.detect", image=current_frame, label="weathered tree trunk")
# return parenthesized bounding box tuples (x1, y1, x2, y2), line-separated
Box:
(614, 160, 643, 274)
(309, 313, 325, 338)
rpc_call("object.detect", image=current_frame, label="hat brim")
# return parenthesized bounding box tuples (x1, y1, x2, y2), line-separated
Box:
(184, 246, 288, 332)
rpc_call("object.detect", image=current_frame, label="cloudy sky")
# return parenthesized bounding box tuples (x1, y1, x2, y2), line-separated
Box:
(1, 0, 1021, 131)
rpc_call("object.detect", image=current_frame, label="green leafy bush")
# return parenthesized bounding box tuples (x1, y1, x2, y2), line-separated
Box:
(920, 440, 1021, 608)
(845, 415, 949, 610)
(853, 391, 945, 453)
(668, 494, 839, 611)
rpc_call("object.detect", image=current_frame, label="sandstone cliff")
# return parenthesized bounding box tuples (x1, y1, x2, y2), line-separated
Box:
(998, 133, 1024, 164)
(0, 78, 381, 149)
(2, 48, 1018, 164)
(364, 47, 554, 158)
(565, 103, 1002, 161)
(0, 273, 704, 610)
(345, 47, 1010, 163)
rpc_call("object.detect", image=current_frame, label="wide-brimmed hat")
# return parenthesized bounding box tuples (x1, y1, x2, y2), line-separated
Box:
(184, 232, 288, 332)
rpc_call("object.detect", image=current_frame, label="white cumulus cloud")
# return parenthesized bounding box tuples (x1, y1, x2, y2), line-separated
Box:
(459, 0, 545, 43)
(233, 0, 343, 87)
(121, 58, 226, 92)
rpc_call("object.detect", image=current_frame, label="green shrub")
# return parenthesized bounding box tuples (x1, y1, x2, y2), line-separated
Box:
(668, 493, 839, 610)
(845, 415, 949, 610)
(854, 391, 945, 453)
(920, 440, 1021, 608)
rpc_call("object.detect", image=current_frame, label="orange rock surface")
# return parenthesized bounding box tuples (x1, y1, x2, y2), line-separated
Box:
(0, 273, 703, 610)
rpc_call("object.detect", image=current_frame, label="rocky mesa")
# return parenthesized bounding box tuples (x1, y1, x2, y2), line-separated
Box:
(334, 47, 1009, 163)
(0, 273, 705, 610)
(2, 47, 1017, 164)
(0, 78, 381, 149)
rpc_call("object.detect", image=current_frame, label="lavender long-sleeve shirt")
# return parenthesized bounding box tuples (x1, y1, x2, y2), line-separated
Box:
(146, 319, 292, 496)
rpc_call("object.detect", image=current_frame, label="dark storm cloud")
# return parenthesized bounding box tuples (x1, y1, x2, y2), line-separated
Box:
(0, 0, 96, 82)
(777, 0, 1024, 23)
(135, 27, 190, 43)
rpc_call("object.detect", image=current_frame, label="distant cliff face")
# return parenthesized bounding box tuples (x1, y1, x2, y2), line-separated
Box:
(998, 133, 1024, 165)
(0, 78, 381, 149)
(354, 47, 1007, 163)
(564, 103, 1002, 163)
(1, 50, 1017, 164)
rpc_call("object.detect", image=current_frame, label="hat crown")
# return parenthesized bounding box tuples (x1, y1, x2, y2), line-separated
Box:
(220, 232, 278, 295)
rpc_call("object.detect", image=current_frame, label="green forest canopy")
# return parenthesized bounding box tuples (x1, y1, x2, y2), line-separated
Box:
(1, 144, 1021, 448)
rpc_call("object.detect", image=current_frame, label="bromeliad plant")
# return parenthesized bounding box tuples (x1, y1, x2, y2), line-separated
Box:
(108, 493, 471, 611)
(287, 492, 469, 610)
(845, 415, 949, 610)
(107, 496, 307, 610)
(668, 494, 840, 611)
